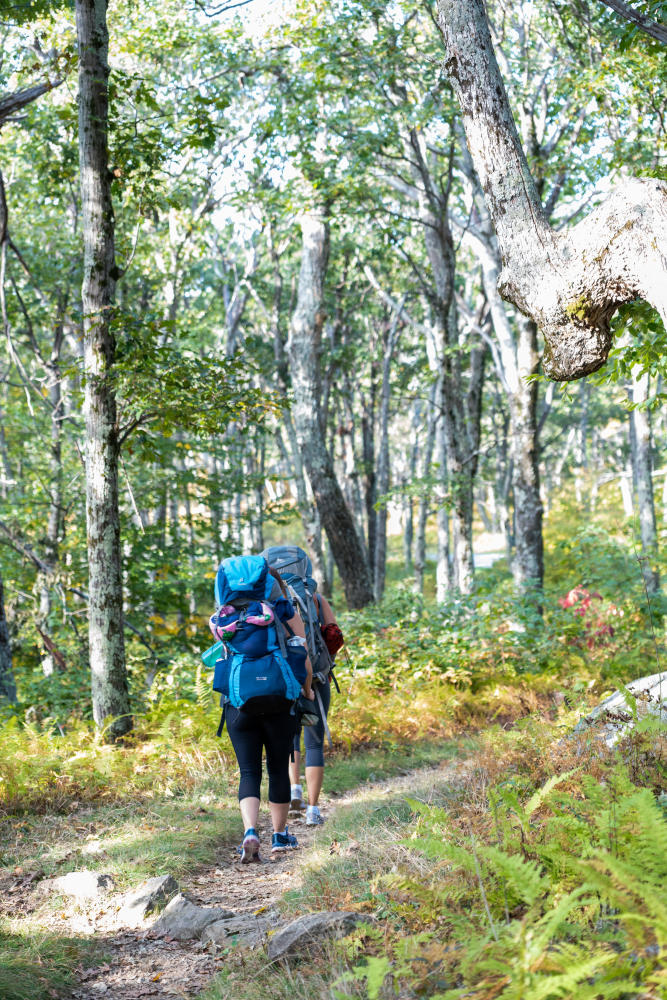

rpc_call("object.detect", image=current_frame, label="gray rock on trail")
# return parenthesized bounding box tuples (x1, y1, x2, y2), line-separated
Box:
(115, 874, 179, 927)
(151, 892, 235, 941)
(267, 911, 372, 961)
(202, 911, 276, 950)
(573, 671, 667, 748)
(49, 870, 115, 899)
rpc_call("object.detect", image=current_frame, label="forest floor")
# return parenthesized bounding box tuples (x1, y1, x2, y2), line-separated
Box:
(0, 751, 465, 1000)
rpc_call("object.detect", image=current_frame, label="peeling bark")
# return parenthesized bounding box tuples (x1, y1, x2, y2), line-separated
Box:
(438, 0, 667, 381)
(77, 0, 131, 739)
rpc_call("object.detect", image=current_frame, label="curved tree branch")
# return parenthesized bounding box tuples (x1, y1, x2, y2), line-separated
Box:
(0, 79, 63, 128)
(437, 0, 667, 381)
(597, 0, 667, 45)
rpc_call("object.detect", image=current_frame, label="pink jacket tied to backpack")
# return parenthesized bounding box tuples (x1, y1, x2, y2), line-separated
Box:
(209, 601, 275, 641)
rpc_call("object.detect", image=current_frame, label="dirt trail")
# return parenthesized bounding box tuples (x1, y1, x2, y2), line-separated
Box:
(10, 760, 460, 1000)
(67, 809, 324, 1000)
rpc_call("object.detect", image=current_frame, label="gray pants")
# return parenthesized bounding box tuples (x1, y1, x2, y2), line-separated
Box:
(292, 679, 331, 767)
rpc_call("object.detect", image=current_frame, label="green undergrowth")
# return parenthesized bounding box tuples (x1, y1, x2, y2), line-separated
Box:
(0, 925, 104, 1000)
(206, 718, 666, 1000)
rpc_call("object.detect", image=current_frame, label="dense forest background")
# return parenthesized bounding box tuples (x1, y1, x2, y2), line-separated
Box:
(0, 0, 665, 728)
(0, 3, 666, 1000)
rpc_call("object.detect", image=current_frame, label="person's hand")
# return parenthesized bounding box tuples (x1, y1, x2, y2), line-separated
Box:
(302, 686, 315, 700)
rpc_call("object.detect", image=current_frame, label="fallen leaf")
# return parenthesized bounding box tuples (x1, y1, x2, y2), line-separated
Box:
(152, 973, 162, 981)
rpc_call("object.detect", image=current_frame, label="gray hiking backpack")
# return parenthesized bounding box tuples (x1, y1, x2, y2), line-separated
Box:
(260, 545, 333, 684)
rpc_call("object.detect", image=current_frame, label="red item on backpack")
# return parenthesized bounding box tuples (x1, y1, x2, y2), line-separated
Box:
(321, 622, 344, 657)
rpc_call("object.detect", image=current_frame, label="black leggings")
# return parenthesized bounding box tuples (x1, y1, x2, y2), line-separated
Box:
(225, 705, 296, 803)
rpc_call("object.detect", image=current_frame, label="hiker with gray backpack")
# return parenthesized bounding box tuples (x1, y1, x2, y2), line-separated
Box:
(202, 554, 316, 862)
(261, 545, 345, 827)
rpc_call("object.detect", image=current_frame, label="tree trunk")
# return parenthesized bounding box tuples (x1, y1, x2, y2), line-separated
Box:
(414, 379, 438, 594)
(38, 328, 66, 676)
(287, 209, 373, 608)
(77, 0, 131, 739)
(361, 399, 377, 576)
(438, 0, 667, 381)
(628, 370, 660, 597)
(406, 128, 479, 594)
(251, 435, 265, 554)
(458, 168, 544, 592)
(374, 310, 401, 601)
(510, 318, 544, 590)
(276, 419, 329, 591)
(0, 571, 16, 703)
(575, 380, 590, 506)
(340, 383, 369, 557)
(434, 393, 451, 602)
(273, 302, 330, 592)
(403, 400, 421, 574)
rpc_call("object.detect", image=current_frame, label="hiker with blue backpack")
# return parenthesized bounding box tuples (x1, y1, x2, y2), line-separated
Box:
(262, 546, 345, 827)
(203, 555, 315, 862)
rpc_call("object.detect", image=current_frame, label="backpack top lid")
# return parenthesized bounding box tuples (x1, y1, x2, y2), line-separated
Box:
(261, 545, 316, 591)
(215, 555, 270, 607)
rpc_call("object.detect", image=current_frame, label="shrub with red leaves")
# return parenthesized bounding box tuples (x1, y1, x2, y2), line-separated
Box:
(558, 586, 623, 648)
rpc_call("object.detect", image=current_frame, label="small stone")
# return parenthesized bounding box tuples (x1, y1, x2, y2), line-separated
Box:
(202, 911, 273, 950)
(151, 893, 235, 941)
(266, 911, 372, 961)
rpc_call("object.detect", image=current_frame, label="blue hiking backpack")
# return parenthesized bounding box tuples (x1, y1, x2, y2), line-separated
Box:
(203, 555, 303, 725)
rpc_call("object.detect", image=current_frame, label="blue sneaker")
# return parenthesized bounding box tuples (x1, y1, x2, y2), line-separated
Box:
(240, 828, 260, 864)
(271, 826, 298, 853)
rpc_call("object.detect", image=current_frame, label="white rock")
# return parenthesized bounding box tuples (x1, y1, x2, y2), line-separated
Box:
(115, 874, 179, 927)
(51, 870, 115, 899)
(574, 671, 667, 747)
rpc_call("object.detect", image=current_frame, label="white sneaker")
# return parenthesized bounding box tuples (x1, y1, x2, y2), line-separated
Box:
(305, 805, 324, 826)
